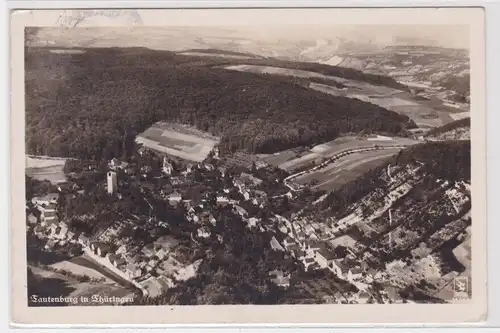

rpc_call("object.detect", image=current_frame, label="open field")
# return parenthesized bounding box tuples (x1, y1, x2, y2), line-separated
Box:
(136, 122, 220, 162)
(294, 149, 400, 191)
(262, 136, 419, 173)
(225, 65, 348, 84)
(49, 259, 111, 282)
(25, 155, 67, 183)
(449, 112, 471, 121)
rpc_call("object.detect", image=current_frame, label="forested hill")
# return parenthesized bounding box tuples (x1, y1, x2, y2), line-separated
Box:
(25, 47, 415, 160)
(425, 118, 470, 141)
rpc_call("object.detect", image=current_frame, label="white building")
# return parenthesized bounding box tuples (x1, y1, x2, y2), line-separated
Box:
(162, 157, 173, 175)
(107, 171, 118, 195)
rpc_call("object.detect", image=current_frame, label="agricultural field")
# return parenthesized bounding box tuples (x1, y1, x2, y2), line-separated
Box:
(25, 155, 67, 184)
(263, 136, 418, 173)
(449, 112, 471, 121)
(136, 122, 220, 162)
(225, 65, 347, 84)
(293, 148, 401, 191)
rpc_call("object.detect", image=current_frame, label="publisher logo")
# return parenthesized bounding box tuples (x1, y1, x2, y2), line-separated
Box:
(453, 276, 469, 299)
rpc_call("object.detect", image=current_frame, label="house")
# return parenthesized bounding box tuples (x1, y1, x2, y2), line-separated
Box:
(329, 259, 350, 279)
(111, 255, 126, 268)
(278, 224, 288, 234)
(291, 250, 306, 260)
(283, 237, 296, 248)
(27, 213, 37, 225)
(44, 239, 57, 250)
(32, 193, 59, 207)
(268, 270, 290, 288)
(49, 223, 60, 235)
(78, 233, 90, 246)
(315, 247, 337, 269)
(34, 225, 45, 238)
(303, 257, 316, 270)
(255, 160, 268, 170)
(239, 173, 263, 186)
(233, 205, 248, 217)
(241, 190, 251, 201)
(204, 163, 215, 171)
(216, 196, 230, 205)
(270, 236, 285, 251)
(347, 266, 364, 282)
(247, 217, 260, 229)
(162, 157, 173, 175)
(57, 222, 69, 239)
(92, 243, 111, 257)
(109, 158, 120, 169)
(41, 210, 58, 225)
(273, 276, 290, 288)
(233, 179, 246, 193)
(304, 240, 322, 254)
(168, 192, 182, 204)
(141, 243, 156, 257)
(126, 263, 142, 279)
(209, 215, 217, 226)
(66, 230, 76, 241)
(197, 226, 211, 239)
(307, 262, 320, 271)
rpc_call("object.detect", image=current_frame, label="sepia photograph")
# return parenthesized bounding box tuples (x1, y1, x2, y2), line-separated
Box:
(11, 8, 487, 325)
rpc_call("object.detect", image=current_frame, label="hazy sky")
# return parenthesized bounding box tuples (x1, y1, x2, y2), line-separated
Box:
(32, 24, 470, 51)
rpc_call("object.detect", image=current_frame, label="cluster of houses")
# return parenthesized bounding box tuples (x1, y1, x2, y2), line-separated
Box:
(269, 214, 367, 286)
(445, 181, 471, 214)
(29, 193, 91, 251)
(87, 234, 182, 292)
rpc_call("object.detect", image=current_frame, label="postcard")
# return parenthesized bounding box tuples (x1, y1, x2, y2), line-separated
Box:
(11, 7, 487, 325)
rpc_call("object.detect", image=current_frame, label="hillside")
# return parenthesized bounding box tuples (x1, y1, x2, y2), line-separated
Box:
(296, 140, 471, 301)
(425, 118, 470, 141)
(25, 47, 414, 161)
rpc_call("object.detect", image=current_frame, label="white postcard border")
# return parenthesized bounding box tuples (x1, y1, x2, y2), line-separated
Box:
(9, 7, 487, 326)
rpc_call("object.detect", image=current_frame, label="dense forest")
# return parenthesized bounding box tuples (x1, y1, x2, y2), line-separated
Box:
(25, 47, 414, 161)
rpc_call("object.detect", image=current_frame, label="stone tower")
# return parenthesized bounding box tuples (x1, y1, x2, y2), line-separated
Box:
(107, 171, 117, 195)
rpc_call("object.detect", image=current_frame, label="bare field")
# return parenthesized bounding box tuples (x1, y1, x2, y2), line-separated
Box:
(276, 136, 418, 173)
(136, 122, 220, 162)
(225, 65, 347, 85)
(294, 149, 400, 191)
(25, 156, 67, 184)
